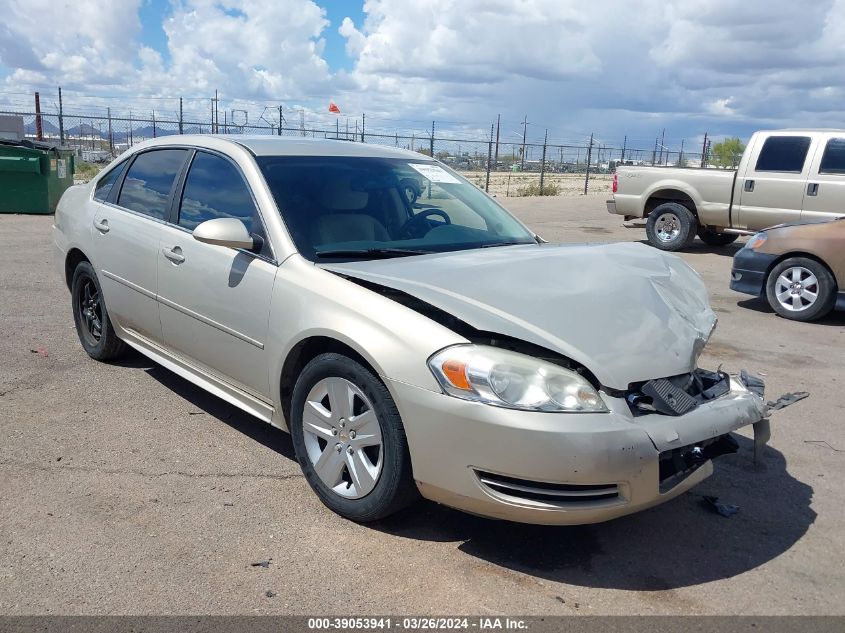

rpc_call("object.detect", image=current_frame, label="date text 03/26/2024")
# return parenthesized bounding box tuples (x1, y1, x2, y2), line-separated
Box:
(307, 617, 529, 630)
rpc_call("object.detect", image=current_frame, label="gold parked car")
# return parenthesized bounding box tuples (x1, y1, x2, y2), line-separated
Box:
(55, 135, 770, 525)
(731, 218, 845, 321)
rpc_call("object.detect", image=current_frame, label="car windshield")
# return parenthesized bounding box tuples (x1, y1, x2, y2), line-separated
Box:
(256, 155, 536, 261)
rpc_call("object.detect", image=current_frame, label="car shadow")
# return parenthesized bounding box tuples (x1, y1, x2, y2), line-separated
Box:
(139, 358, 814, 591)
(636, 239, 745, 257)
(738, 297, 845, 326)
(144, 361, 296, 461)
(370, 436, 814, 591)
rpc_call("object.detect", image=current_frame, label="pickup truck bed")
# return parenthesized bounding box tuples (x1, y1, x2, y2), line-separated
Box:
(607, 129, 845, 251)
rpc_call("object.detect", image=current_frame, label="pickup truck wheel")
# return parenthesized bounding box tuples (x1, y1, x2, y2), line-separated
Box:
(698, 228, 739, 247)
(765, 258, 837, 322)
(645, 203, 697, 251)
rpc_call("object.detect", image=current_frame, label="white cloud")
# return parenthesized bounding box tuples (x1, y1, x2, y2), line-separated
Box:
(3, 0, 845, 144)
(339, 17, 366, 58)
(0, 0, 142, 88)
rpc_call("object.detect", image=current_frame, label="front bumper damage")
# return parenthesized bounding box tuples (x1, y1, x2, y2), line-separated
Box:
(393, 369, 770, 525)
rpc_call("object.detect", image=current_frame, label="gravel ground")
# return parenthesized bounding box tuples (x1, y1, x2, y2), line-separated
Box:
(0, 195, 843, 615)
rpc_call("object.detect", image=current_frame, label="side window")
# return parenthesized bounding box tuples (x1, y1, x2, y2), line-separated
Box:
(754, 136, 812, 173)
(178, 152, 269, 253)
(93, 160, 127, 202)
(819, 138, 845, 175)
(117, 149, 189, 220)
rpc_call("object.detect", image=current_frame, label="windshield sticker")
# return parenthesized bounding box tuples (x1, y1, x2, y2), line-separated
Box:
(408, 163, 461, 184)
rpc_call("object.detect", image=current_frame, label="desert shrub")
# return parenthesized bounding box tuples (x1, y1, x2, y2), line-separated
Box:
(515, 181, 561, 196)
(74, 161, 101, 182)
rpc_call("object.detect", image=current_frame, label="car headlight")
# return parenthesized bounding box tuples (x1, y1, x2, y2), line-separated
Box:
(428, 345, 607, 413)
(746, 232, 767, 249)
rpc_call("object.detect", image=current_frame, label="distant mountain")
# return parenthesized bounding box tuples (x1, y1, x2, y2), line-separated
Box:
(23, 118, 59, 135)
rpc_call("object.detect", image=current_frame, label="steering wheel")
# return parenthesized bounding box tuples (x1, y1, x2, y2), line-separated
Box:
(398, 208, 451, 239)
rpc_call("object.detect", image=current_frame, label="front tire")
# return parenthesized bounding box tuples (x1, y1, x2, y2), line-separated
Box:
(698, 227, 739, 247)
(765, 257, 837, 322)
(645, 202, 697, 251)
(71, 261, 126, 361)
(290, 353, 418, 522)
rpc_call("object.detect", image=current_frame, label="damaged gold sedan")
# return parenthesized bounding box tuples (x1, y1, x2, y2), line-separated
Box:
(54, 136, 771, 524)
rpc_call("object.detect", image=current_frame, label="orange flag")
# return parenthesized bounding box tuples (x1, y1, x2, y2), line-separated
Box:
(328, 102, 341, 114)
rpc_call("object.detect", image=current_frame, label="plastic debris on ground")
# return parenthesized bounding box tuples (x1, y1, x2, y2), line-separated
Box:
(702, 495, 739, 518)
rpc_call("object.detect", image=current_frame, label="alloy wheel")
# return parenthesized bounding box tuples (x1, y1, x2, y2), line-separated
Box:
(654, 213, 681, 243)
(301, 377, 383, 499)
(774, 266, 819, 312)
(77, 278, 103, 345)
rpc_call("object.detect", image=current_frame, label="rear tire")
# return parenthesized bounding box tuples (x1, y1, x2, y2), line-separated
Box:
(71, 261, 126, 361)
(290, 353, 418, 522)
(698, 228, 739, 247)
(646, 202, 697, 251)
(765, 257, 836, 322)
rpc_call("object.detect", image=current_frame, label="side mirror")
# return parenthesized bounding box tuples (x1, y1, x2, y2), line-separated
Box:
(192, 218, 254, 250)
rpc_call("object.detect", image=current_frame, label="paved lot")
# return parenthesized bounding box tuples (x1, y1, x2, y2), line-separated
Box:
(1, 196, 843, 615)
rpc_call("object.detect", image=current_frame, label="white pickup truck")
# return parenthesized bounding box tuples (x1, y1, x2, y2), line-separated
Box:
(607, 129, 845, 250)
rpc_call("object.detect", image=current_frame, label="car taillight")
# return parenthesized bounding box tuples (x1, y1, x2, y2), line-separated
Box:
(612, 172, 618, 193)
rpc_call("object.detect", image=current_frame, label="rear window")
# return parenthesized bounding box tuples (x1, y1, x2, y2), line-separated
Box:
(117, 149, 189, 220)
(93, 160, 127, 202)
(819, 138, 845, 175)
(754, 136, 811, 173)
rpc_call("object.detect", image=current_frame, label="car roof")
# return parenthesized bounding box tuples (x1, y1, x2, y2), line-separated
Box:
(131, 134, 433, 160)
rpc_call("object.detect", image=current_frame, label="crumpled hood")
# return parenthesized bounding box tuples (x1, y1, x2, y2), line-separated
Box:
(321, 242, 716, 389)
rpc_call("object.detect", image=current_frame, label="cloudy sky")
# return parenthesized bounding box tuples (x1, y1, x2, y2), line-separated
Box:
(1, 0, 844, 152)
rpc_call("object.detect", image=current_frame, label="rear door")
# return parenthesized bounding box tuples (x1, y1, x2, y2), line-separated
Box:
(156, 150, 277, 399)
(734, 133, 817, 230)
(802, 134, 845, 222)
(92, 148, 189, 342)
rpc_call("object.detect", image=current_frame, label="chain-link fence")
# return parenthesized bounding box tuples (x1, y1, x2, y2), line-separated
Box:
(1, 107, 714, 197)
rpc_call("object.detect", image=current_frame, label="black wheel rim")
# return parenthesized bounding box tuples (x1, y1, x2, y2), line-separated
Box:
(77, 277, 103, 345)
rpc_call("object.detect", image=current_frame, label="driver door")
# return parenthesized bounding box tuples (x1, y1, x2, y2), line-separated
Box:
(156, 150, 277, 400)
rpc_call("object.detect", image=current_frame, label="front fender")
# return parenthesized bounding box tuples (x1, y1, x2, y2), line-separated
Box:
(266, 257, 466, 426)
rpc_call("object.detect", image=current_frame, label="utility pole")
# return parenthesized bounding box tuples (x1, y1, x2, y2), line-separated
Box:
(58, 86, 65, 145)
(679, 139, 685, 166)
(129, 110, 133, 146)
(34, 92, 43, 141)
(210, 98, 215, 133)
(652, 136, 658, 166)
(179, 97, 183, 134)
(214, 89, 219, 134)
(520, 115, 528, 171)
(278, 105, 283, 135)
(485, 123, 493, 192)
(539, 128, 548, 195)
(494, 114, 501, 165)
(701, 133, 708, 168)
(107, 107, 113, 154)
(658, 128, 665, 165)
(584, 133, 594, 195)
(361, 113, 365, 143)
(430, 120, 435, 157)
(152, 110, 157, 138)
(620, 135, 627, 163)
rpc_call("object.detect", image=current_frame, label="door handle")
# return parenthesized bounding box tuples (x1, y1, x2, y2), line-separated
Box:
(162, 246, 185, 264)
(744, 179, 755, 192)
(807, 183, 819, 196)
(93, 218, 109, 233)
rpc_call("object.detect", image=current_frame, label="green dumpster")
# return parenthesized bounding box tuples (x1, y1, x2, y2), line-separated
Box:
(0, 140, 76, 214)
